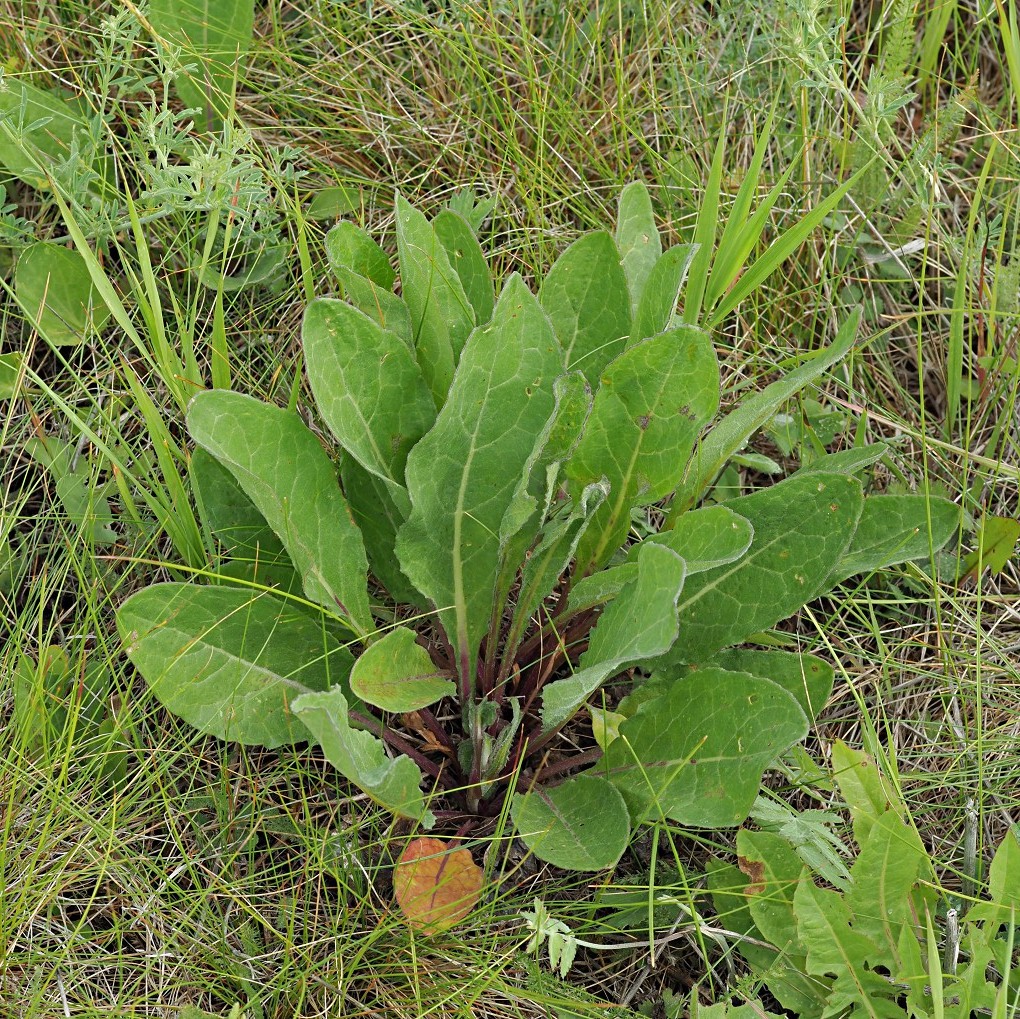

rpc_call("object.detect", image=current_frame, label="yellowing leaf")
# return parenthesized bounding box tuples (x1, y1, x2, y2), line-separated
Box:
(393, 837, 482, 933)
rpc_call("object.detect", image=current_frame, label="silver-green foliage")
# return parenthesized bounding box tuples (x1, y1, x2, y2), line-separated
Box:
(117, 186, 958, 871)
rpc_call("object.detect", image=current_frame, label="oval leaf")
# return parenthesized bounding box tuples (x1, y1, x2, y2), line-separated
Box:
(396, 275, 562, 687)
(512, 774, 630, 871)
(539, 231, 632, 383)
(664, 472, 864, 664)
(616, 180, 662, 313)
(350, 626, 454, 712)
(187, 390, 374, 636)
(117, 583, 353, 748)
(325, 222, 395, 288)
(565, 326, 720, 574)
(639, 504, 753, 574)
(303, 297, 435, 492)
(16, 242, 111, 345)
(393, 837, 483, 933)
(605, 666, 808, 827)
(433, 209, 495, 326)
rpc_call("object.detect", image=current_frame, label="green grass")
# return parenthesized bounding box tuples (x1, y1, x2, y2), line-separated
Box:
(2, 0, 1019, 1015)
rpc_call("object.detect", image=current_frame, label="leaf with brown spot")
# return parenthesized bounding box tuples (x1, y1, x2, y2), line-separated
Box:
(394, 837, 483, 933)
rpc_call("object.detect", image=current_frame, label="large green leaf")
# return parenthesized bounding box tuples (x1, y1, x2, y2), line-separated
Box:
(604, 667, 807, 827)
(539, 231, 632, 383)
(396, 275, 563, 688)
(433, 209, 495, 326)
(187, 391, 373, 636)
(615, 181, 662, 314)
(395, 194, 474, 405)
(117, 583, 352, 748)
(149, 0, 254, 129)
(565, 326, 720, 574)
(303, 297, 435, 496)
(349, 626, 454, 712)
(669, 308, 860, 517)
(15, 242, 111, 345)
(846, 811, 929, 966)
(829, 493, 959, 583)
(638, 504, 753, 573)
(737, 829, 809, 956)
(540, 542, 686, 732)
(630, 244, 696, 343)
(512, 774, 630, 871)
(292, 685, 433, 825)
(663, 472, 864, 663)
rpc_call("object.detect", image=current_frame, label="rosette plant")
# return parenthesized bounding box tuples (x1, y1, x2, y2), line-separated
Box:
(117, 182, 957, 873)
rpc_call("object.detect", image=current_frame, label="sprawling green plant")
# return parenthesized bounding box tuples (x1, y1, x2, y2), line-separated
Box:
(117, 185, 958, 873)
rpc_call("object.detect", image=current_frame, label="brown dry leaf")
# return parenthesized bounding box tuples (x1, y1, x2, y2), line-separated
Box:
(393, 836, 483, 933)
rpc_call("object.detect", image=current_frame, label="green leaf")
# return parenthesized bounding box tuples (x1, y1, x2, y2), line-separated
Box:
(639, 504, 753, 574)
(541, 542, 686, 732)
(630, 243, 697, 343)
(604, 667, 807, 827)
(16, 242, 111, 345)
(539, 231, 632, 383)
(117, 583, 353, 748)
(341, 458, 424, 607)
(830, 740, 907, 845)
(148, 0, 254, 129)
(503, 480, 608, 661)
(187, 391, 374, 636)
(333, 267, 414, 346)
(303, 297, 435, 494)
(793, 880, 897, 1018)
(966, 826, 1020, 926)
(663, 472, 864, 663)
(960, 514, 1020, 579)
(846, 811, 929, 964)
(565, 326, 720, 574)
(396, 275, 562, 688)
(564, 561, 638, 616)
(433, 209, 495, 325)
(830, 493, 959, 583)
(0, 352, 24, 399)
(292, 685, 433, 825)
(306, 184, 361, 220)
(512, 774, 630, 871)
(736, 829, 809, 956)
(794, 442, 890, 476)
(191, 447, 288, 563)
(669, 308, 860, 516)
(702, 649, 834, 722)
(325, 222, 395, 288)
(615, 181, 662, 313)
(395, 193, 474, 405)
(349, 626, 454, 712)
(0, 79, 95, 189)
